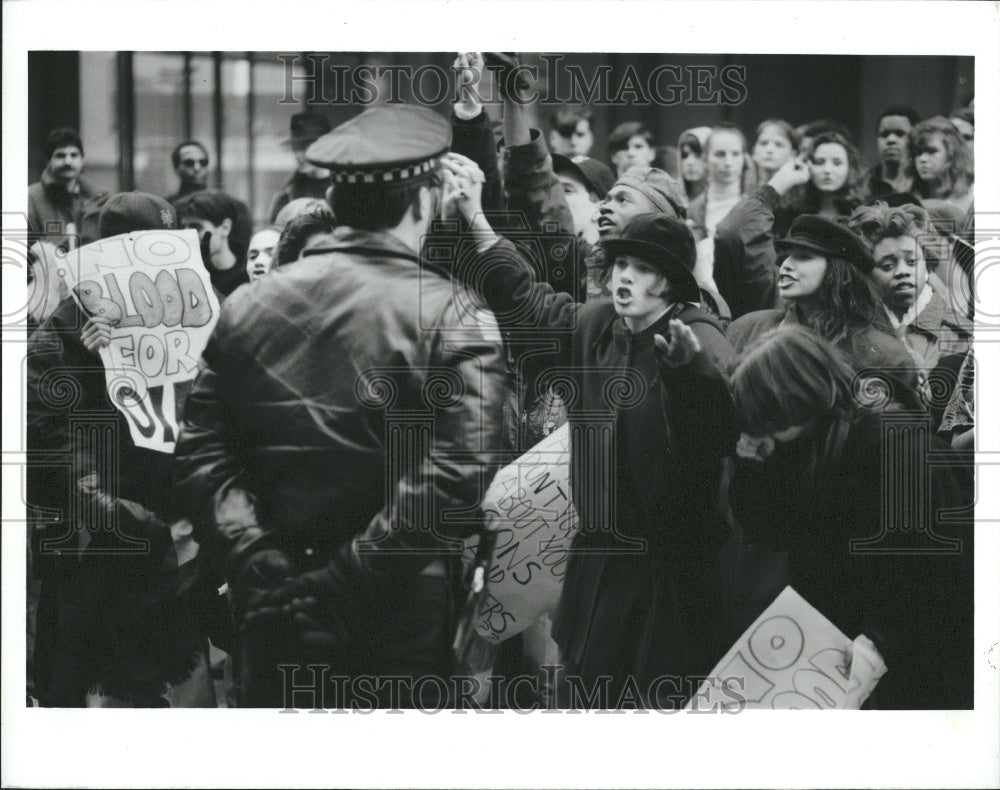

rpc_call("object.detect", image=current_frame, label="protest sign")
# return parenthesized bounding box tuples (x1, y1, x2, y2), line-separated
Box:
(690, 586, 887, 710)
(465, 423, 580, 644)
(60, 230, 220, 453)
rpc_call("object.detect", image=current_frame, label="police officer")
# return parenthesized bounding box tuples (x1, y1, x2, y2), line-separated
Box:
(173, 106, 510, 708)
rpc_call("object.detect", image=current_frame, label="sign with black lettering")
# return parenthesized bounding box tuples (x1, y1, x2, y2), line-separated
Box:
(61, 230, 220, 453)
(689, 586, 887, 710)
(466, 424, 580, 643)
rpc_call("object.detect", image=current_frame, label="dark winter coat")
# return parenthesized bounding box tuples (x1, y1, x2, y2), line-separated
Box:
(478, 252, 738, 704)
(723, 407, 973, 709)
(26, 297, 210, 704)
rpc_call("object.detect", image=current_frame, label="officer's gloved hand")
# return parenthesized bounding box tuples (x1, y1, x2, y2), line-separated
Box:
(244, 544, 370, 664)
(233, 548, 295, 622)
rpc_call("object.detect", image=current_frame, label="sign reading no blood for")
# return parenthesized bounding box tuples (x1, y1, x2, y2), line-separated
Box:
(60, 230, 220, 453)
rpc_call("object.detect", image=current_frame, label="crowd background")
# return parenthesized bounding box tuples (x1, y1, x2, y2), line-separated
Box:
(28, 52, 972, 227)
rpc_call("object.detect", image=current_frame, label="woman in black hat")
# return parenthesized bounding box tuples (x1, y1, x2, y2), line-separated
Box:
(720, 325, 972, 709)
(727, 214, 918, 402)
(459, 199, 739, 708)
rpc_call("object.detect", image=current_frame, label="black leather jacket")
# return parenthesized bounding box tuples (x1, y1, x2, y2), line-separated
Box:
(173, 228, 509, 587)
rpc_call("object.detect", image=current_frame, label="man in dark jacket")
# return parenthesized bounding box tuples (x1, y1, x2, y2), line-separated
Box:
(173, 107, 509, 708)
(28, 128, 105, 251)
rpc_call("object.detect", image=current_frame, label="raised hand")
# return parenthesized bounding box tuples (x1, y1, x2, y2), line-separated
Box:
(767, 155, 811, 196)
(654, 319, 702, 369)
(453, 52, 486, 119)
(440, 152, 486, 222)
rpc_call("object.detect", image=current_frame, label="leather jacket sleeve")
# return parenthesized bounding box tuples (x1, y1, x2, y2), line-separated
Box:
(343, 297, 508, 583)
(174, 322, 277, 582)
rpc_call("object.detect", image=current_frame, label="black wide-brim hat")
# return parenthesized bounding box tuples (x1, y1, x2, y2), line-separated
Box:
(283, 111, 333, 148)
(600, 213, 701, 303)
(775, 214, 875, 272)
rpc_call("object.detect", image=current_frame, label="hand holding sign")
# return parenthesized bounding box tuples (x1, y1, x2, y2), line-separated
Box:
(60, 229, 220, 453)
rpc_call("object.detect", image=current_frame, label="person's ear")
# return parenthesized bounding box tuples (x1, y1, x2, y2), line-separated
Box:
(219, 217, 233, 237)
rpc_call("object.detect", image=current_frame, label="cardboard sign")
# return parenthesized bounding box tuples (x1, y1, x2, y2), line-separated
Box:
(690, 586, 887, 710)
(466, 423, 580, 644)
(61, 230, 220, 453)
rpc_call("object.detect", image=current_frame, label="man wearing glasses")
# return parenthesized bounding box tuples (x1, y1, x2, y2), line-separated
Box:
(167, 140, 211, 204)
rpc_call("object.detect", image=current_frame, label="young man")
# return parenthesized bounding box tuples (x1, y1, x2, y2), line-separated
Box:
(551, 153, 615, 246)
(173, 107, 511, 708)
(454, 158, 737, 705)
(607, 121, 658, 176)
(548, 106, 595, 158)
(28, 128, 105, 251)
(166, 140, 210, 204)
(864, 106, 920, 200)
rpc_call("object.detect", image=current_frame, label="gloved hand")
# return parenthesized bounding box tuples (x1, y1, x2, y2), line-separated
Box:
(232, 548, 295, 622)
(76, 472, 169, 551)
(242, 548, 369, 665)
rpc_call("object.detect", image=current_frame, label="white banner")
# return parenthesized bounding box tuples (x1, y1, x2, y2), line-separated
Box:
(690, 586, 887, 710)
(466, 423, 580, 644)
(60, 230, 220, 453)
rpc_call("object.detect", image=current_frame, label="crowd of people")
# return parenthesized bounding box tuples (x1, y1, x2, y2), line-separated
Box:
(25, 53, 975, 710)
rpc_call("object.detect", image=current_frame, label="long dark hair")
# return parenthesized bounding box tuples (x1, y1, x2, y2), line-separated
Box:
(790, 132, 864, 217)
(790, 254, 893, 351)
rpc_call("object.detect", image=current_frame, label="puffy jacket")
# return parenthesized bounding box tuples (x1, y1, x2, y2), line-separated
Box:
(173, 228, 509, 589)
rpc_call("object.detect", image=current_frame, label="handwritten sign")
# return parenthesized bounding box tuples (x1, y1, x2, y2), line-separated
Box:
(465, 423, 580, 644)
(690, 586, 887, 710)
(60, 230, 220, 453)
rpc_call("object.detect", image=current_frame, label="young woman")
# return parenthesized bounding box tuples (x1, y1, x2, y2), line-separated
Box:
(677, 126, 712, 202)
(687, 125, 755, 290)
(727, 214, 918, 402)
(790, 131, 865, 226)
(908, 116, 974, 220)
(751, 119, 797, 186)
(722, 325, 973, 709)
(457, 171, 738, 707)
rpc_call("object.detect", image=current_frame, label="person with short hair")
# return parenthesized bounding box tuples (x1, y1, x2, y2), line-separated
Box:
(28, 128, 106, 251)
(173, 106, 511, 708)
(166, 140, 211, 204)
(273, 204, 337, 268)
(863, 106, 920, 200)
(607, 121, 657, 176)
(267, 111, 334, 223)
(245, 226, 282, 282)
(174, 190, 252, 297)
(751, 119, 797, 186)
(548, 106, 594, 158)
